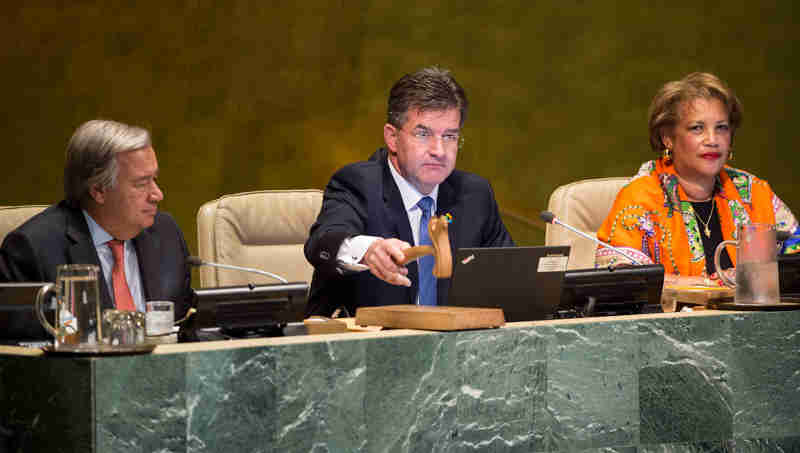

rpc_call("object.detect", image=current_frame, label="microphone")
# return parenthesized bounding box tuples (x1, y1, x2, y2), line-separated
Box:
(540, 210, 644, 265)
(187, 256, 289, 284)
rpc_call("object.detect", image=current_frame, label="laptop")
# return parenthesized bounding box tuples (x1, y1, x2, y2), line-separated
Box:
(447, 246, 570, 322)
(0, 282, 54, 345)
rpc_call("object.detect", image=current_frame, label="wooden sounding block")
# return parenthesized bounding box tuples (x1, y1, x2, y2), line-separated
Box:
(660, 285, 734, 312)
(355, 305, 505, 331)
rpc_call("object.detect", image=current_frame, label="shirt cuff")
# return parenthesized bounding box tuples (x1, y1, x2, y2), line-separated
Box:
(336, 235, 382, 272)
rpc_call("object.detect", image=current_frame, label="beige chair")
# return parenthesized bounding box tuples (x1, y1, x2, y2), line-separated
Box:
(196, 190, 324, 287)
(0, 205, 49, 244)
(545, 177, 630, 269)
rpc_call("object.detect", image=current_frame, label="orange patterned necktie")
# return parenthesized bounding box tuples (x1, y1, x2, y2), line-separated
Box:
(107, 239, 136, 311)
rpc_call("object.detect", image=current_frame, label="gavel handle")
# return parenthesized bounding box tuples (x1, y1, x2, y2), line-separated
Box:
(397, 245, 434, 265)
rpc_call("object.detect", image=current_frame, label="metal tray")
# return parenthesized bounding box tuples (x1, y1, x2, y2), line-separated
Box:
(42, 343, 156, 356)
(711, 301, 800, 311)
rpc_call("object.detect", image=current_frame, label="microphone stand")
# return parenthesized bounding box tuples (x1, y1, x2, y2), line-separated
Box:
(189, 257, 289, 284)
(541, 211, 644, 266)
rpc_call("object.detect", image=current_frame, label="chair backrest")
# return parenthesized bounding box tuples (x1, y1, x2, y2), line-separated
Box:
(0, 205, 49, 244)
(545, 177, 630, 269)
(196, 189, 323, 287)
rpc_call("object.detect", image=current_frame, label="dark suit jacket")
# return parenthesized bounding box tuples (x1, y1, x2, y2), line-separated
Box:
(304, 148, 514, 316)
(0, 201, 194, 319)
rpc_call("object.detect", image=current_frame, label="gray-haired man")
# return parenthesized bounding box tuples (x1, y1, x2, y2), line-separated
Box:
(0, 119, 194, 318)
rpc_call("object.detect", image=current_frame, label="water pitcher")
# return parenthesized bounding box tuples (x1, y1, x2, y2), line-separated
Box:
(34, 264, 103, 347)
(714, 223, 780, 304)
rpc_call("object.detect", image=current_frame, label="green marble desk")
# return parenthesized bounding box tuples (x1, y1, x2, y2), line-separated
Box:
(1, 310, 799, 452)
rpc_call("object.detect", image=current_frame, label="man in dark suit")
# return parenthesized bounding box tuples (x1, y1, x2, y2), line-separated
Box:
(0, 120, 194, 319)
(305, 67, 513, 317)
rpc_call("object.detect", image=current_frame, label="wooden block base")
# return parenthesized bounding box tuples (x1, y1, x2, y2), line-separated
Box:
(355, 305, 505, 331)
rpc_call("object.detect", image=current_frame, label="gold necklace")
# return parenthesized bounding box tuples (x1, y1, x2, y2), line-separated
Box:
(693, 200, 715, 238)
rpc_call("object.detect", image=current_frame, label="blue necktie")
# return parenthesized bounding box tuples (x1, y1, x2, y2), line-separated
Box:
(417, 196, 436, 306)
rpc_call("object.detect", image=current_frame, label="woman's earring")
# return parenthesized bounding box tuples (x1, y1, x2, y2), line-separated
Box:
(663, 147, 672, 164)
(728, 149, 734, 161)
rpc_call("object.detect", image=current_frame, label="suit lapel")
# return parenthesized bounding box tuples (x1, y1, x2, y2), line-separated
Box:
(64, 207, 114, 310)
(381, 158, 414, 244)
(133, 226, 160, 302)
(381, 155, 417, 304)
(435, 178, 458, 305)
(436, 177, 459, 261)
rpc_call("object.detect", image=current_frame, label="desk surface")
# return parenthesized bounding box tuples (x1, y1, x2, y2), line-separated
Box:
(1, 308, 737, 357)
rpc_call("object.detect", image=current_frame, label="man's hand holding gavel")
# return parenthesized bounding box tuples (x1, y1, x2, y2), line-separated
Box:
(362, 238, 413, 287)
(360, 215, 453, 286)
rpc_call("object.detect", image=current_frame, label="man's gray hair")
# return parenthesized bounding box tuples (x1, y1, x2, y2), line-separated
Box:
(64, 119, 152, 208)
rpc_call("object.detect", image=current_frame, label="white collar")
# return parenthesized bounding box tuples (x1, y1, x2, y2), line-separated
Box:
(387, 155, 439, 213)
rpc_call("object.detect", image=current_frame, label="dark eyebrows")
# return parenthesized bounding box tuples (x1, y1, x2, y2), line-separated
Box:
(410, 124, 460, 134)
(411, 124, 431, 132)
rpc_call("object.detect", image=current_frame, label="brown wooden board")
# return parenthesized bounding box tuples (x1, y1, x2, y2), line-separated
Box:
(660, 285, 734, 312)
(355, 305, 505, 331)
(302, 317, 384, 334)
(303, 317, 349, 334)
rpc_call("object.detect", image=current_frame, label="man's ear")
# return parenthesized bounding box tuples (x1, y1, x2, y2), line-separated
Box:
(89, 184, 106, 205)
(384, 123, 398, 155)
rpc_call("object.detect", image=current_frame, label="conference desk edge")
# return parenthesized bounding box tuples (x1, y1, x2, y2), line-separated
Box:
(1, 309, 798, 453)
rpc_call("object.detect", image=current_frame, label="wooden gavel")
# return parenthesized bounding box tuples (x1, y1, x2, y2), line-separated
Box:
(397, 215, 453, 278)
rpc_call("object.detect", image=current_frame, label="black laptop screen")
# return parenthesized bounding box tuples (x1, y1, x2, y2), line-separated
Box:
(0, 282, 54, 342)
(447, 246, 570, 322)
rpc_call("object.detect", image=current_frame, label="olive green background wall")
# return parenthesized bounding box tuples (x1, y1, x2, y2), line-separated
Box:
(2, 1, 798, 257)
